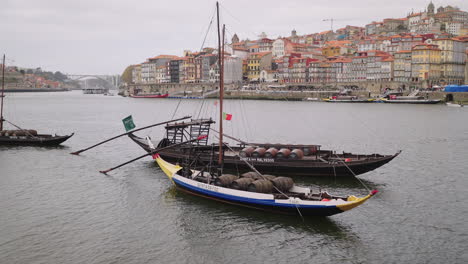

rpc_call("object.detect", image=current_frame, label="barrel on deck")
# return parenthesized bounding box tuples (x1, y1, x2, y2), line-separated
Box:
(270, 177, 294, 192)
(276, 148, 291, 159)
(247, 179, 273, 193)
(214, 174, 239, 187)
(261, 174, 277, 181)
(231, 178, 255, 190)
(239, 146, 255, 157)
(252, 147, 266, 157)
(289, 149, 304, 159)
(241, 171, 260, 179)
(264, 148, 278, 158)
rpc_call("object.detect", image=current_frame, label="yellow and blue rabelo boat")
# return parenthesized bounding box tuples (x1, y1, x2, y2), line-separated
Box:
(153, 153, 378, 217)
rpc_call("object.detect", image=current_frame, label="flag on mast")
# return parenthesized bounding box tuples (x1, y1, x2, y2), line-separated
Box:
(222, 112, 232, 121)
(122, 115, 136, 131)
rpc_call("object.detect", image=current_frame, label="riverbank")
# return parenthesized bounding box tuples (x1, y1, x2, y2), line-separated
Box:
(4, 88, 70, 93)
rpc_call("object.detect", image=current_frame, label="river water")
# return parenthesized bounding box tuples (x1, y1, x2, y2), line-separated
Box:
(1, 91, 467, 263)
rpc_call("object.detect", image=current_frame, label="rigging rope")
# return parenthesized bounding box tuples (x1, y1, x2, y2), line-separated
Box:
(334, 154, 372, 193)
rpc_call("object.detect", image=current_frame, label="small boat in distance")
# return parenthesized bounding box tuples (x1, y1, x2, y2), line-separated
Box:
(0, 54, 74, 146)
(323, 96, 375, 103)
(129, 93, 169, 98)
(380, 95, 441, 104)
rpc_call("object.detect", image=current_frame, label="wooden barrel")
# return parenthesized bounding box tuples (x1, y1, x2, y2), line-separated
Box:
(239, 146, 255, 157)
(247, 179, 273, 193)
(289, 149, 304, 159)
(261, 174, 276, 181)
(271, 177, 294, 192)
(264, 148, 278, 158)
(241, 171, 260, 179)
(276, 148, 291, 159)
(214, 174, 239, 187)
(231, 178, 255, 190)
(28, 129, 38, 136)
(13, 130, 27, 136)
(252, 147, 266, 157)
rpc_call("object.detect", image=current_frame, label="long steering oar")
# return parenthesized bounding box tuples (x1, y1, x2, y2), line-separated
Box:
(71, 116, 191, 155)
(99, 135, 208, 174)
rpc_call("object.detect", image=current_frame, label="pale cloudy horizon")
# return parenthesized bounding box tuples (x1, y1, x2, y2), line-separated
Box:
(1, 0, 467, 75)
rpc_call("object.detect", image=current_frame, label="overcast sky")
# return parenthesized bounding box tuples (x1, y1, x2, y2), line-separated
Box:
(1, 0, 467, 75)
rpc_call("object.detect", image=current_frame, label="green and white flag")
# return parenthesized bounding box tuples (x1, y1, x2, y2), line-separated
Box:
(122, 115, 136, 132)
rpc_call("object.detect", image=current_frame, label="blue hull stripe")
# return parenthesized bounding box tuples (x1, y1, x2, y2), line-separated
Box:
(173, 177, 338, 210)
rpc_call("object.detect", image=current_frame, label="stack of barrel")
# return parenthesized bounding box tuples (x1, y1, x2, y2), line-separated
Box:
(214, 171, 295, 194)
(0, 129, 38, 137)
(240, 145, 318, 160)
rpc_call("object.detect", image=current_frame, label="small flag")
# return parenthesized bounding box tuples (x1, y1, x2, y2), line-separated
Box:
(222, 112, 232, 121)
(122, 115, 136, 132)
(214, 101, 218, 106)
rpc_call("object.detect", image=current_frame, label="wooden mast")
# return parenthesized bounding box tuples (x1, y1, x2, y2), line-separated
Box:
(216, 2, 224, 165)
(0, 54, 5, 131)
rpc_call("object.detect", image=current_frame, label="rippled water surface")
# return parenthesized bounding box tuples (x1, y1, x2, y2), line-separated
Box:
(1, 91, 467, 263)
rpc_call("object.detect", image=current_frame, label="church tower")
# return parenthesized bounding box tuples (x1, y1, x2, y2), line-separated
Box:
(428, 1, 435, 15)
(231, 33, 239, 44)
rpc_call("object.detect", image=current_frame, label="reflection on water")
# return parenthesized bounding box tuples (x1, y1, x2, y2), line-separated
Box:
(164, 186, 355, 239)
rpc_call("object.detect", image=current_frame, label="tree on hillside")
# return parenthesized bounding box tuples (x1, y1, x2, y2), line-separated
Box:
(54, 71, 67, 81)
(121, 65, 134, 84)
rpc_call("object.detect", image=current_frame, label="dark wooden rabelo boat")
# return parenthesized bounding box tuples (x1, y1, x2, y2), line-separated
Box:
(0, 55, 73, 146)
(128, 119, 399, 177)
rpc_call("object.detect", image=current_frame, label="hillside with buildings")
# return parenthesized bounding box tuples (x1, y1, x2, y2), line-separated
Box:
(123, 1, 468, 96)
(0, 65, 80, 91)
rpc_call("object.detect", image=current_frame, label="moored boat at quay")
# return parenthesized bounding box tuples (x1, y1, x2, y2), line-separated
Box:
(129, 93, 169, 98)
(380, 96, 441, 104)
(323, 96, 375, 103)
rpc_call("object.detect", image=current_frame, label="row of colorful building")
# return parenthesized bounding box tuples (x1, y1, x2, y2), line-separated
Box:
(128, 2, 468, 88)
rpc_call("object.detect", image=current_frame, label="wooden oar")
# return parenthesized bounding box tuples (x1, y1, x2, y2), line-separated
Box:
(99, 135, 207, 174)
(70, 116, 191, 155)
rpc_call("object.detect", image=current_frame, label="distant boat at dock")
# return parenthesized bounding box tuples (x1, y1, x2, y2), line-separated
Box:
(129, 93, 169, 98)
(323, 96, 375, 103)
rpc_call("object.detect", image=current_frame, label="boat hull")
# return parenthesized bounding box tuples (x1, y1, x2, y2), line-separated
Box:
(129, 134, 399, 177)
(0, 134, 73, 146)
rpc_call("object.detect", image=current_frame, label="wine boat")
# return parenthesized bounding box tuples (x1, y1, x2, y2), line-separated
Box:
(128, 119, 400, 177)
(0, 55, 74, 146)
(154, 153, 378, 216)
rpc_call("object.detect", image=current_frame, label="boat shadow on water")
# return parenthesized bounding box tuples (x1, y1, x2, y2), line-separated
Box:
(163, 185, 359, 241)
